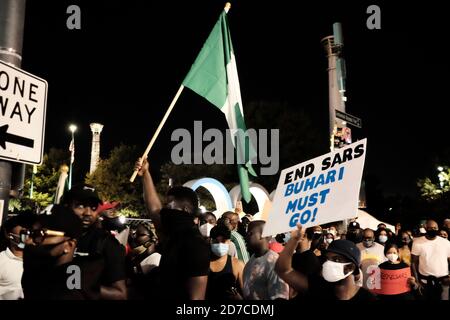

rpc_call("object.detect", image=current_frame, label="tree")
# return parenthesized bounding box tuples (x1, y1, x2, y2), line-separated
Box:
(417, 167, 450, 202)
(18, 148, 70, 211)
(86, 144, 145, 215)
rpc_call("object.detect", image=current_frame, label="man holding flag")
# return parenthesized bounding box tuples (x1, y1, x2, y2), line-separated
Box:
(130, 3, 256, 204)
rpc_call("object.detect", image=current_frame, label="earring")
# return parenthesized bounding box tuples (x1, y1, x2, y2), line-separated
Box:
(63, 249, 69, 254)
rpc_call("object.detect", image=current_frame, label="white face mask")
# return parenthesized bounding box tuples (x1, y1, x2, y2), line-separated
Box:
(379, 235, 388, 243)
(211, 243, 229, 257)
(326, 238, 333, 244)
(386, 253, 399, 262)
(419, 228, 426, 234)
(322, 260, 353, 282)
(199, 223, 214, 237)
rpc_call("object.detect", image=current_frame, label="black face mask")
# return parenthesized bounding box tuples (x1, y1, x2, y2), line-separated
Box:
(426, 229, 438, 238)
(160, 208, 195, 233)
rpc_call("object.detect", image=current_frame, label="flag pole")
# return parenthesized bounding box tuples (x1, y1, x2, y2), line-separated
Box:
(129, 84, 185, 182)
(129, 2, 232, 183)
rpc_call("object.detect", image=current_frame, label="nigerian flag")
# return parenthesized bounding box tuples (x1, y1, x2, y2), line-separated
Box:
(182, 9, 257, 203)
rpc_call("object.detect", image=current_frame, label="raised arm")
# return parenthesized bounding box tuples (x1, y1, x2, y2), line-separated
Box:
(275, 223, 309, 293)
(135, 157, 163, 228)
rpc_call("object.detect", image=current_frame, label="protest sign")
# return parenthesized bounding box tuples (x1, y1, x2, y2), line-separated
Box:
(262, 139, 366, 237)
(373, 267, 411, 295)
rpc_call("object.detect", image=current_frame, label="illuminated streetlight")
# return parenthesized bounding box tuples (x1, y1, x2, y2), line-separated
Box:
(68, 124, 77, 189)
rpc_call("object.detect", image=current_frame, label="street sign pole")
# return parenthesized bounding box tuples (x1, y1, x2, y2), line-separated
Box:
(0, 0, 26, 226)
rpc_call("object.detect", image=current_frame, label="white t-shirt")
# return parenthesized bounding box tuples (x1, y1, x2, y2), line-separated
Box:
(411, 236, 450, 278)
(0, 248, 24, 300)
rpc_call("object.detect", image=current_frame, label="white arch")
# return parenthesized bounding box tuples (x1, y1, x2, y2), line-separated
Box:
(183, 178, 233, 218)
(229, 183, 270, 217)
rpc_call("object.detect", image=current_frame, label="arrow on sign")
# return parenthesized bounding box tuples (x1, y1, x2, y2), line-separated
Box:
(0, 124, 35, 149)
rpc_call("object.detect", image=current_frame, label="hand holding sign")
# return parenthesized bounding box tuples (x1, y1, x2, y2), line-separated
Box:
(263, 139, 367, 237)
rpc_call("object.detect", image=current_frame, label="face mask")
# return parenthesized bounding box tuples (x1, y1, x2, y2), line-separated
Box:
(284, 232, 291, 243)
(419, 228, 426, 234)
(386, 253, 398, 262)
(199, 223, 214, 237)
(211, 243, 229, 257)
(9, 233, 25, 249)
(322, 260, 353, 282)
(326, 238, 333, 244)
(426, 229, 438, 238)
(378, 235, 388, 243)
(363, 239, 374, 248)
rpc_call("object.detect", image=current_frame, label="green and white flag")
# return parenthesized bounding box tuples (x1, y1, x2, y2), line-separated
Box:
(183, 9, 257, 203)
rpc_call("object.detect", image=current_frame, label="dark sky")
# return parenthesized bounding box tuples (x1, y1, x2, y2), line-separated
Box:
(20, 0, 449, 197)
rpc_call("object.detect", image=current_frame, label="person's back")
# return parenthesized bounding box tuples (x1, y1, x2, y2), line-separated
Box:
(207, 255, 240, 300)
(158, 208, 210, 301)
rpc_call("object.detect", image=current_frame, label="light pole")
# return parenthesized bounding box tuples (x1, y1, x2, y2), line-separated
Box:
(68, 124, 77, 190)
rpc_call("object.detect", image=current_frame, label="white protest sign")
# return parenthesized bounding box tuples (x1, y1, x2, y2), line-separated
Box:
(0, 60, 48, 164)
(262, 139, 367, 237)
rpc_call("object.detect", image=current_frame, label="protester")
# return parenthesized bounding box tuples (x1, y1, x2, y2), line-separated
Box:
(216, 216, 238, 257)
(276, 224, 375, 301)
(439, 229, 448, 240)
(243, 221, 289, 300)
(222, 211, 250, 264)
(411, 219, 450, 300)
(126, 221, 161, 300)
(199, 212, 216, 238)
(206, 225, 244, 301)
(375, 227, 389, 246)
(346, 221, 362, 244)
(0, 212, 35, 300)
(22, 205, 102, 300)
(376, 243, 417, 300)
(127, 221, 160, 275)
(98, 201, 129, 247)
(61, 184, 127, 300)
(136, 157, 210, 300)
(398, 231, 413, 266)
(356, 228, 387, 290)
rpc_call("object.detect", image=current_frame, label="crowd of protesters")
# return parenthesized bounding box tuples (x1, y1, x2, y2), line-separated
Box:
(0, 157, 449, 301)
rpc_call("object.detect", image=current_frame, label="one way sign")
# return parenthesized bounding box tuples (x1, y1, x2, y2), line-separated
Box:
(0, 60, 48, 165)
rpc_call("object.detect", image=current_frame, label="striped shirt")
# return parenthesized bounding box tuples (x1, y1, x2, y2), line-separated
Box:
(231, 230, 250, 264)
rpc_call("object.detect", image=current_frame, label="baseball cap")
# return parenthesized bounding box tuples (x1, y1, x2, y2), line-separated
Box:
(40, 205, 84, 239)
(326, 239, 361, 267)
(97, 201, 120, 213)
(348, 221, 360, 230)
(61, 183, 102, 206)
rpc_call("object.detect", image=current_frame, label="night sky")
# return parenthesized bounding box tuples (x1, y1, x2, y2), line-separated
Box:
(19, 0, 449, 197)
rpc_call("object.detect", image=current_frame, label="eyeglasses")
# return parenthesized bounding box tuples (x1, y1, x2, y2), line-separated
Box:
(20, 228, 66, 244)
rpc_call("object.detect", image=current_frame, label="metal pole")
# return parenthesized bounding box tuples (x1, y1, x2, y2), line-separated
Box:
(69, 131, 74, 190)
(0, 0, 26, 226)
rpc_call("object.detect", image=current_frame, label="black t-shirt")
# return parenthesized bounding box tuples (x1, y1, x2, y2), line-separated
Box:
(22, 256, 103, 300)
(293, 250, 376, 301)
(158, 225, 210, 300)
(77, 227, 126, 285)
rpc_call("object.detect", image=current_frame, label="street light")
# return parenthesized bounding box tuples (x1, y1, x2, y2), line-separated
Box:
(68, 124, 77, 190)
